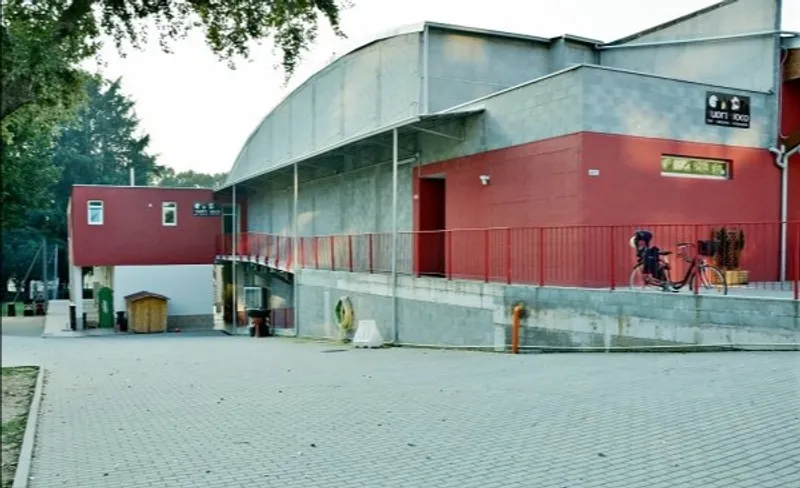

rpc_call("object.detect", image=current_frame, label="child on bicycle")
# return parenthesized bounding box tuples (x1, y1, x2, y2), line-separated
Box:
(629, 230, 677, 292)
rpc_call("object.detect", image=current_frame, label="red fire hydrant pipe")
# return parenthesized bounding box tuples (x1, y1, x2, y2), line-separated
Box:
(511, 303, 525, 354)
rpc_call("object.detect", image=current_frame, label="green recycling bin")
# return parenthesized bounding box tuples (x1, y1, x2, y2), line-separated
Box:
(97, 287, 115, 328)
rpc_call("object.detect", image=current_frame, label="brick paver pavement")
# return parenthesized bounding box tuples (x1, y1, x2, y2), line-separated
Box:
(2, 329, 799, 488)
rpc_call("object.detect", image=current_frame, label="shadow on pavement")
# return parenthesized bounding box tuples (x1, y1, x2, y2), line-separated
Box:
(1, 317, 45, 337)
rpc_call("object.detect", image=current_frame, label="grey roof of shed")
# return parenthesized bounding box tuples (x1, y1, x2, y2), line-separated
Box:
(124, 291, 170, 302)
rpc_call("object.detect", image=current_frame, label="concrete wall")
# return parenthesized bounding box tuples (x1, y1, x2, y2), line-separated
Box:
(425, 28, 552, 112)
(246, 160, 414, 236)
(599, 0, 780, 94)
(227, 32, 422, 184)
(296, 269, 799, 349)
(581, 66, 773, 148)
(113, 265, 214, 317)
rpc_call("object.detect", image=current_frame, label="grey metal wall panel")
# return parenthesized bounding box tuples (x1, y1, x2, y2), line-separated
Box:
(600, 0, 779, 92)
(426, 29, 551, 113)
(312, 65, 344, 150)
(378, 34, 422, 124)
(226, 33, 422, 186)
(290, 85, 314, 158)
(581, 66, 772, 148)
(342, 49, 381, 139)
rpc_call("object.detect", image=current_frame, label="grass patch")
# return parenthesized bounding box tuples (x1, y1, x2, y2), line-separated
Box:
(1, 366, 39, 488)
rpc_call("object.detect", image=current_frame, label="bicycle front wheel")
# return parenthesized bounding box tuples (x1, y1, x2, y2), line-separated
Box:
(699, 265, 728, 295)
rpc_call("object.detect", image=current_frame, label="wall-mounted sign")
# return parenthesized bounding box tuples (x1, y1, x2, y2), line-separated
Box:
(661, 155, 731, 180)
(705, 92, 750, 129)
(193, 202, 222, 216)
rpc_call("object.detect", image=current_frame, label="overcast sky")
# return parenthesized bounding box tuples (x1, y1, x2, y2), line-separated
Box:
(81, 0, 800, 175)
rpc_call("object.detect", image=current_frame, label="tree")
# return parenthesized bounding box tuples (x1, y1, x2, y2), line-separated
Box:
(42, 76, 163, 238)
(155, 168, 228, 189)
(1, 0, 346, 124)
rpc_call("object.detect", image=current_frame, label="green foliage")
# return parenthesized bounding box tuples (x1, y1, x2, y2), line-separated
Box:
(0, 228, 45, 294)
(43, 76, 164, 237)
(154, 168, 228, 189)
(1, 0, 345, 124)
(710, 227, 746, 270)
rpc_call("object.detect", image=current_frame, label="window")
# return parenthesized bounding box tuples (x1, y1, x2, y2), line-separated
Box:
(87, 201, 104, 225)
(661, 155, 731, 180)
(162, 202, 177, 226)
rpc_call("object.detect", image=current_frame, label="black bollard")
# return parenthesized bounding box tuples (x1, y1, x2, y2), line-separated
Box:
(69, 304, 77, 330)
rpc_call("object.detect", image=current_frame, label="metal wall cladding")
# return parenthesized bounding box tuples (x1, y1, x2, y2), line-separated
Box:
(227, 33, 422, 185)
(599, 0, 780, 93)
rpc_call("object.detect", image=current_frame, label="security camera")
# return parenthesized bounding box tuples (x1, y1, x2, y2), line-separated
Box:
(479, 175, 490, 186)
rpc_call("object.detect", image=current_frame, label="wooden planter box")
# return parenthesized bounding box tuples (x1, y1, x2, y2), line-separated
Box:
(711, 269, 749, 286)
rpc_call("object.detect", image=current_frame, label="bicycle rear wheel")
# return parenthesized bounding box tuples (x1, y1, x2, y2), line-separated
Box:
(629, 263, 663, 291)
(698, 265, 728, 295)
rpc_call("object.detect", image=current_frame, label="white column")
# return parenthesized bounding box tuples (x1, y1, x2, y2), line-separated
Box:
(71, 265, 84, 330)
(390, 128, 399, 344)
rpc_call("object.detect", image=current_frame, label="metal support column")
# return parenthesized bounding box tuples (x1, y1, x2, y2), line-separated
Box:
(293, 162, 300, 337)
(391, 128, 399, 344)
(52, 244, 58, 299)
(41, 237, 47, 302)
(232, 185, 238, 335)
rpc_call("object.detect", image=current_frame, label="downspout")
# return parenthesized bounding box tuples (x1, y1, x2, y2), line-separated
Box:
(292, 162, 299, 337)
(770, 144, 800, 283)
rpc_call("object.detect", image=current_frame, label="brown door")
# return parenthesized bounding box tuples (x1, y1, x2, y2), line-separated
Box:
(416, 177, 446, 276)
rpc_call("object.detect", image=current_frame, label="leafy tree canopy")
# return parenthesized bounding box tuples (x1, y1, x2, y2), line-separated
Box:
(1, 0, 346, 125)
(154, 168, 227, 189)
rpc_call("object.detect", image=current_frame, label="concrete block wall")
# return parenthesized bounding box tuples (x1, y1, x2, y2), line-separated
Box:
(246, 160, 414, 236)
(581, 66, 773, 148)
(296, 270, 799, 349)
(297, 269, 496, 346)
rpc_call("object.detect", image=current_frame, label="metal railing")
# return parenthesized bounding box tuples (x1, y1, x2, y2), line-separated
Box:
(216, 221, 800, 299)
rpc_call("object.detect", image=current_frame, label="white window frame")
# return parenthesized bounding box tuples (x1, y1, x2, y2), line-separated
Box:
(87, 200, 104, 225)
(162, 202, 178, 226)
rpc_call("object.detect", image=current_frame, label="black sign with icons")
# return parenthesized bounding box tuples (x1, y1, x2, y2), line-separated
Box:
(705, 92, 751, 129)
(193, 202, 222, 216)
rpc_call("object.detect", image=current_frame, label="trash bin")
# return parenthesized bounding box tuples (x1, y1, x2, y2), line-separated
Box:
(6, 303, 16, 317)
(116, 311, 128, 332)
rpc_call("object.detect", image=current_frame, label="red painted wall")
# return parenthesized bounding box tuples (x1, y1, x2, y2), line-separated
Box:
(70, 186, 221, 267)
(782, 79, 800, 278)
(414, 132, 783, 285)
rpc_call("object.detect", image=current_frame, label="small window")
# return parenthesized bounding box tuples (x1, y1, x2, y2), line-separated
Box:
(661, 155, 731, 180)
(162, 202, 177, 226)
(87, 201, 104, 225)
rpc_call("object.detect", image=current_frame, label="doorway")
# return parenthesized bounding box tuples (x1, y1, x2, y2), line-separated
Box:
(417, 176, 446, 276)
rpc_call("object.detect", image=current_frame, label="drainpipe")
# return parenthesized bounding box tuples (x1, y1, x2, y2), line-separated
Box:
(769, 144, 800, 283)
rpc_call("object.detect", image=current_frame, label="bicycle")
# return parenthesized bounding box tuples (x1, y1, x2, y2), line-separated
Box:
(629, 240, 728, 295)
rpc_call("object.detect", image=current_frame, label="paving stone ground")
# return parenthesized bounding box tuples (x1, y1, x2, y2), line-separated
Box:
(2, 323, 799, 488)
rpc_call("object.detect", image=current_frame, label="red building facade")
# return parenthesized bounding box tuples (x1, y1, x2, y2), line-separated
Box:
(69, 186, 221, 267)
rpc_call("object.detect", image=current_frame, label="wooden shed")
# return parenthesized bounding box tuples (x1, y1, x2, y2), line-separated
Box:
(125, 291, 169, 333)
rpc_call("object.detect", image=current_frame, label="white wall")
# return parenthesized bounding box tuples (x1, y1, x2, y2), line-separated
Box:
(113, 265, 213, 316)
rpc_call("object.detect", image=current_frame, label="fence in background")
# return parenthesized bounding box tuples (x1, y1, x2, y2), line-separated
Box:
(216, 221, 800, 299)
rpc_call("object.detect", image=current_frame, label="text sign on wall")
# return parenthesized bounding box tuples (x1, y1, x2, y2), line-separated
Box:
(193, 202, 222, 216)
(661, 155, 730, 180)
(705, 92, 750, 129)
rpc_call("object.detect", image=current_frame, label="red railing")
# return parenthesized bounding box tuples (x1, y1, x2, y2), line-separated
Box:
(216, 222, 800, 299)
